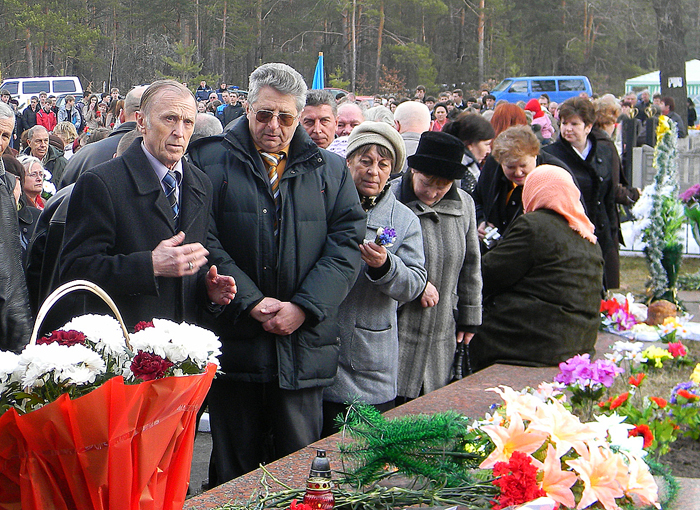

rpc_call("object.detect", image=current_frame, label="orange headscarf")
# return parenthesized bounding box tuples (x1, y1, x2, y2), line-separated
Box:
(522, 165, 597, 244)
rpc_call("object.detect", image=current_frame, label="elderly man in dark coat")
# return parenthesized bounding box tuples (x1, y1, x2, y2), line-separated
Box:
(60, 80, 236, 329)
(188, 63, 366, 486)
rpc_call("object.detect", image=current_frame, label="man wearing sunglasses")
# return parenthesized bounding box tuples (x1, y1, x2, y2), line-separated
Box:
(189, 62, 366, 487)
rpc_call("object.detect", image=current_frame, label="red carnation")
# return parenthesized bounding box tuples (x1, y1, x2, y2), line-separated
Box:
(492, 451, 546, 510)
(37, 330, 86, 347)
(629, 424, 654, 448)
(609, 392, 629, 410)
(290, 500, 313, 510)
(628, 373, 645, 387)
(130, 351, 174, 381)
(134, 321, 155, 332)
(667, 342, 687, 358)
(650, 396, 667, 408)
(600, 299, 619, 315)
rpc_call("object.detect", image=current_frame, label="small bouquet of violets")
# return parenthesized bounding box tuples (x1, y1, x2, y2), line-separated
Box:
(374, 226, 397, 247)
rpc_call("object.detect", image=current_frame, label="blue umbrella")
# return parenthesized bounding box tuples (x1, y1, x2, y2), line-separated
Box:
(312, 52, 324, 90)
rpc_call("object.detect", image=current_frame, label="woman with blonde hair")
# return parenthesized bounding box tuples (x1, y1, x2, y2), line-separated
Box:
(53, 121, 79, 159)
(474, 125, 569, 247)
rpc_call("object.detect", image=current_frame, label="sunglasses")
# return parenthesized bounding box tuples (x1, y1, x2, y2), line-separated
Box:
(251, 108, 297, 127)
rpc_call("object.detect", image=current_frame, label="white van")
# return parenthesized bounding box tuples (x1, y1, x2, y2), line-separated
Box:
(0, 76, 83, 109)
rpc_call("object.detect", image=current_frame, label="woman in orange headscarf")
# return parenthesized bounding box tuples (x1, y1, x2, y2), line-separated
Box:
(468, 165, 604, 373)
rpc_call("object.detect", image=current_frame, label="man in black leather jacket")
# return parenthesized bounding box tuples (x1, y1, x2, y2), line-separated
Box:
(0, 102, 32, 352)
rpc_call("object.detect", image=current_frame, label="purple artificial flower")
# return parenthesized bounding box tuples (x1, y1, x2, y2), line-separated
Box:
(680, 184, 700, 204)
(554, 354, 594, 385)
(591, 359, 624, 388)
(554, 354, 622, 389)
(611, 308, 636, 331)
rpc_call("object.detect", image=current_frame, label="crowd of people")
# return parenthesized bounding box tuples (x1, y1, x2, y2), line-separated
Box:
(0, 64, 687, 490)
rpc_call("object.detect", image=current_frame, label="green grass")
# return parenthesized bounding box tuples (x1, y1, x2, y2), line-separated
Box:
(618, 254, 700, 297)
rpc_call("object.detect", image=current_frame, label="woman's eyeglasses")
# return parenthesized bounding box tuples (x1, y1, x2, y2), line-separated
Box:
(250, 108, 297, 127)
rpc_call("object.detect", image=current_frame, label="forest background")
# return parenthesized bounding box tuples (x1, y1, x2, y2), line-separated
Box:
(0, 0, 695, 97)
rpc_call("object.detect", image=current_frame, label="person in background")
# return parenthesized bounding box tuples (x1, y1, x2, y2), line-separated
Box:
(442, 112, 495, 196)
(300, 90, 338, 149)
(393, 100, 431, 174)
(660, 96, 687, 138)
(468, 165, 603, 372)
(393, 131, 481, 401)
(23, 125, 67, 186)
(17, 155, 46, 210)
(2, 155, 41, 261)
(430, 102, 449, 132)
(543, 97, 620, 288)
(323, 121, 426, 435)
(524, 99, 554, 142)
(687, 97, 697, 129)
(53, 122, 79, 160)
(474, 125, 569, 247)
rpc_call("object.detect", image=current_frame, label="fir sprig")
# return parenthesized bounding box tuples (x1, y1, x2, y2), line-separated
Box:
(335, 402, 487, 488)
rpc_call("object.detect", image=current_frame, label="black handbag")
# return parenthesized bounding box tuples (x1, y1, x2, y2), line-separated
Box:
(451, 342, 472, 381)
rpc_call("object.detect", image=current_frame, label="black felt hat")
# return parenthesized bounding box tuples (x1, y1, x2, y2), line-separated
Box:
(406, 131, 467, 180)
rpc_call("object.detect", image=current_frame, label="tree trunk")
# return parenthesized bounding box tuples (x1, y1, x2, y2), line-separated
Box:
(351, 0, 357, 92)
(256, 0, 263, 65)
(26, 29, 34, 77)
(221, 0, 227, 79)
(374, 0, 384, 92)
(477, 0, 484, 86)
(653, 0, 688, 134)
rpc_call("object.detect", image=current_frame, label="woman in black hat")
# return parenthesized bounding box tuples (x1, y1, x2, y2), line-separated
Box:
(392, 131, 482, 401)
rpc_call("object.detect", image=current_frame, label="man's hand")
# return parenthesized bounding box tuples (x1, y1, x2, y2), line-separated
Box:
(420, 281, 439, 308)
(152, 231, 209, 277)
(261, 302, 306, 336)
(359, 241, 388, 268)
(205, 265, 236, 305)
(250, 297, 283, 323)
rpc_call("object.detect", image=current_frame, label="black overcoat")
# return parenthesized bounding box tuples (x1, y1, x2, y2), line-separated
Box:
(60, 138, 212, 328)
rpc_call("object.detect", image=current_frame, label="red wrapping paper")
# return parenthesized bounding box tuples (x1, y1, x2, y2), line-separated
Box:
(0, 363, 215, 510)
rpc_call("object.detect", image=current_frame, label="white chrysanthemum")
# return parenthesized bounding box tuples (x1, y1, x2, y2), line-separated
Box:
(132, 319, 221, 368)
(61, 314, 129, 357)
(0, 351, 20, 381)
(130, 326, 171, 358)
(16, 343, 107, 389)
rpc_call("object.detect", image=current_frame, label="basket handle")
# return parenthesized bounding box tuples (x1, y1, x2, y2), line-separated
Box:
(30, 279, 132, 350)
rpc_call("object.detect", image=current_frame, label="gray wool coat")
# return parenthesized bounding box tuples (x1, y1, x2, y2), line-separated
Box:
(393, 175, 482, 398)
(324, 189, 427, 405)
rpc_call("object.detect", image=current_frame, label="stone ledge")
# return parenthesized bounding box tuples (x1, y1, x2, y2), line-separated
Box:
(184, 332, 699, 509)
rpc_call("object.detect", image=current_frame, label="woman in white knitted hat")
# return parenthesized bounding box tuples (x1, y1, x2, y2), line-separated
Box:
(322, 121, 427, 437)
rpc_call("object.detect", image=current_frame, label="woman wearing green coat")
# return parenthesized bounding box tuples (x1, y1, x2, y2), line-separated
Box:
(468, 165, 604, 372)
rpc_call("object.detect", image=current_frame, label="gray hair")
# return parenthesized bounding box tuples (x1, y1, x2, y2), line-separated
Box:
(305, 90, 337, 116)
(17, 154, 43, 172)
(248, 63, 307, 114)
(0, 102, 14, 122)
(27, 125, 48, 141)
(194, 113, 224, 138)
(363, 105, 394, 126)
(140, 80, 195, 118)
(124, 85, 148, 117)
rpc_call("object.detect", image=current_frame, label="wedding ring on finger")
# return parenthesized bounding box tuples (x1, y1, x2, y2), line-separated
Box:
(188, 261, 194, 271)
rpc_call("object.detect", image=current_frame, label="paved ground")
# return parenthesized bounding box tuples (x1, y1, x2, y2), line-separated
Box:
(188, 427, 212, 498)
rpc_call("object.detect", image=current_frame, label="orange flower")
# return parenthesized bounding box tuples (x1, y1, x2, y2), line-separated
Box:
(529, 399, 598, 459)
(609, 392, 629, 410)
(479, 412, 548, 469)
(625, 454, 660, 507)
(629, 425, 654, 448)
(567, 445, 625, 510)
(540, 444, 577, 508)
(649, 396, 667, 408)
(628, 373, 645, 387)
(677, 389, 698, 402)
